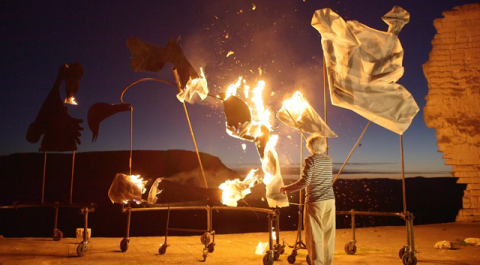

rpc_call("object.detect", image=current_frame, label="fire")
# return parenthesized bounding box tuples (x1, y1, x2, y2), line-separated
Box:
(219, 169, 260, 207)
(281, 91, 308, 122)
(251, 80, 271, 130)
(128, 175, 147, 194)
(262, 134, 278, 185)
(65, 96, 78, 105)
(226, 51, 235, 57)
(225, 77, 243, 100)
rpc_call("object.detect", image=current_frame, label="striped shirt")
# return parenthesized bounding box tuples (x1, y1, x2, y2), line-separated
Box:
(284, 154, 334, 203)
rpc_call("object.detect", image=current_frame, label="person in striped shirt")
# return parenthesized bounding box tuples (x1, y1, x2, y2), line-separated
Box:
(281, 133, 335, 265)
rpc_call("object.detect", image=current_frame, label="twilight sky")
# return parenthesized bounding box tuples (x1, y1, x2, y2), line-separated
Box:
(0, 0, 475, 177)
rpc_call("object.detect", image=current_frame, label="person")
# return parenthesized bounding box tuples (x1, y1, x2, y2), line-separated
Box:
(280, 133, 335, 265)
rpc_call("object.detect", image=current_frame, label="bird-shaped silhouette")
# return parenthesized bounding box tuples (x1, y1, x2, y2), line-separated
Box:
(87, 103, 131, 142)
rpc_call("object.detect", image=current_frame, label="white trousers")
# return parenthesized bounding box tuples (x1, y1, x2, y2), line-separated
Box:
(304, 199, 336, 265)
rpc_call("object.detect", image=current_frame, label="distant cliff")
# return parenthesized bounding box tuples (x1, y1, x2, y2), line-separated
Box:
(0, 150, 240, 206)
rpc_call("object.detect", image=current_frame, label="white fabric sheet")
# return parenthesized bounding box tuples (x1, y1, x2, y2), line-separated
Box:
(311, 6, 419, 135)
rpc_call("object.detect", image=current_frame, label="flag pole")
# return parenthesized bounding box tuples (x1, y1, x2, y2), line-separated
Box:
(323, 56, 328, 155)
(332, 121, 371, 184)
(172, 67, 208, 188)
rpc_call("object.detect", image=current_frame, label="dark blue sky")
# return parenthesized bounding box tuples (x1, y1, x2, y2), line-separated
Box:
(0, 0, 475, 176)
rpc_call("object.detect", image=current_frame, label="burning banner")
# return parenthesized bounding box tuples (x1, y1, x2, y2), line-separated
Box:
(218, 78, 289, 208)
(219, 169, 261, 207)
(176, 67, 209, 103)
(277, 91, 337, 137)
(311, 6, 419, 134)
(108, 173, 147, 204)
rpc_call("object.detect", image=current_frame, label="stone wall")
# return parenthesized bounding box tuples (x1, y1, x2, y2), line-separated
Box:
(423, 4, 480, 222)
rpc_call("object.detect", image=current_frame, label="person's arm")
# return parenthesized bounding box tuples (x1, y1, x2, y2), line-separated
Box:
(281, 157, 314, 194)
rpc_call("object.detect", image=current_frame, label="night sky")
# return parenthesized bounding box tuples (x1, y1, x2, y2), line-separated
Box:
(0, 0, 475, 177)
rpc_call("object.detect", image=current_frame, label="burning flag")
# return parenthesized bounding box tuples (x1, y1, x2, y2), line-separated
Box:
(311, 6, 419, 134)
(108, 173, 147, 204)
(176, 67, 209, 103)
(218, 78, 289, 208)
(219, 169, 261, 207)
(277, 91, 337, 137)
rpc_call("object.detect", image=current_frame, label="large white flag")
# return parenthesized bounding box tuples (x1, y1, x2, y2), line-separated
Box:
(311, 6, 419, 134)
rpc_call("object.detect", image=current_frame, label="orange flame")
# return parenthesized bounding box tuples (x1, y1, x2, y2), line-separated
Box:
(282, 91, 308, 122)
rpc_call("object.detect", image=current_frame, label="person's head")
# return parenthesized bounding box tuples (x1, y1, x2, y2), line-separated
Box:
(306, 133, 327, 155)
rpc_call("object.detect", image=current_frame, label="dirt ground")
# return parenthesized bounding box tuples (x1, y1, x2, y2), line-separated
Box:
(0, 222, 479, 265)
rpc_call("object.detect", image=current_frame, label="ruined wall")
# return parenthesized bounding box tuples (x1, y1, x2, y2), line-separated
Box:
(423, 4, 480, 222)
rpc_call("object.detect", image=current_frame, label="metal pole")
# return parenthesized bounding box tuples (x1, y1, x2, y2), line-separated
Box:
(400, 135, 407, 213)
(42, 152, 47, 204)
(70, 150, 75, 204)
(323, 56, 328, 155)
(130, 107, 133, 176)
(172, 68, 208, 188)
(285, 109, 307, 140)
(332, 121, 371, 184)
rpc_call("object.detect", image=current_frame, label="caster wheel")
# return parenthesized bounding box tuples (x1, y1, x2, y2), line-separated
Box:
(203, 248, 208, 262)
(159, 244, 168, 255)
(287, 254, 296, 264)
(402, 253, 417, 265)
(274, 250, 280, 260)
(77, 241, 88, 257)
(120, 238, 129, 252)
(306, 254, 311, 265)
(344, 241, 357, 255)
(263, 252, 274, 265)
(207, 242, 215, 253)
(52, 229, 63, 241)
(399, 247, 406, 259)
(200, 233, 211, 245)
(279, 245, 285, 255)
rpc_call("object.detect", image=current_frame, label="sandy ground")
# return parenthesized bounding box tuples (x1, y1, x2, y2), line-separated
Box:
(0, 222, 479, 265)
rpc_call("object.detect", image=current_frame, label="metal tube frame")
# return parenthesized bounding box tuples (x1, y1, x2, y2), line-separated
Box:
(121, 204, 281, 261)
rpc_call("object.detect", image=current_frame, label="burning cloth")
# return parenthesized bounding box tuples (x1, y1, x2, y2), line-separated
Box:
(311, 6, 419, 134)
(277, 91, 337, 137)
(108, 173, 146, 204)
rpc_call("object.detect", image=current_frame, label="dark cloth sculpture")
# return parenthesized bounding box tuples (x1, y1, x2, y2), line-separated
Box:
(87, 103, 131, 142)
(127, 36, 198, 89)
(26, 62, 84, 151)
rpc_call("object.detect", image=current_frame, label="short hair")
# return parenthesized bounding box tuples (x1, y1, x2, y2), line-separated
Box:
(306, 133, 327, 155)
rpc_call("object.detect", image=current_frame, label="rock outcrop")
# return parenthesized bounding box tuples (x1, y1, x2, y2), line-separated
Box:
(423, 4, 480, 222)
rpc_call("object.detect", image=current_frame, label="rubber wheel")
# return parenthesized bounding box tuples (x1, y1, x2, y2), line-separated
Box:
(344, 242, 357, 255)
(279, 245, 285, 255)
(306, 254, 311, 265)
(159, 244, 167, 255)
(120, 238, 129, 252)
(402, 253, 417, 265)
(208, 242, 215, 253)
(77, 241, 87, 257)
(287, 254, 296, 264)
(263, 253, 274, 265)
(200, 233, 211, 245)
(399, 247, 406, 259)
(52, 229, 63, 241)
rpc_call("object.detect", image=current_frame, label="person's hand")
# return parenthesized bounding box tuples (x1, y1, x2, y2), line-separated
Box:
(280, 187, 287, 195)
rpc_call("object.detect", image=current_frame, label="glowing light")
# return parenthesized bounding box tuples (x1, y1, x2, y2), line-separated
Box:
(226, 51, 235, 57)
(65, 97, 78, 105)
(128, 175, 147, 194)
(282, 91, 308, 122)
(242, 143, 247, 150)
(219, 169, 260, 207)
(225, 77, 243, 100)
(252, 4, 257, 10)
